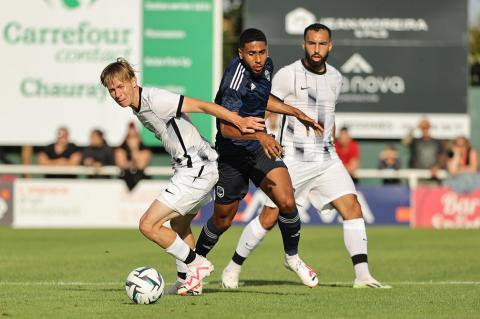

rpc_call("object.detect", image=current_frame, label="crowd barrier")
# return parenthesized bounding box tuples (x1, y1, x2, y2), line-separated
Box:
(1, 165, 478, 229)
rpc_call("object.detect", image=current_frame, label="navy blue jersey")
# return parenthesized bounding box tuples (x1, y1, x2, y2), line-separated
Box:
(215, 56, 273, 153)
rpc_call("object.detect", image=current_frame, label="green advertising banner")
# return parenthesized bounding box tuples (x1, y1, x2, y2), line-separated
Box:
(142, 0, 220, 145)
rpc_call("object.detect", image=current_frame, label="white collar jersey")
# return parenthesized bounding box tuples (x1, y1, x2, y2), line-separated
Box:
(272, 60, 342, 162)
(133, 87, 218, 168)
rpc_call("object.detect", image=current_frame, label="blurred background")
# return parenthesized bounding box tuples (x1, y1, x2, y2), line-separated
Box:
(1, 0, 480, 229)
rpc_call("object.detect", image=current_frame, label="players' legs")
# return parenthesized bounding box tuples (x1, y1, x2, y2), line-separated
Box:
(331, 194, 371, 278)
(196, 157, 249, 257)
(313, 161, 390, 288)
(221, 205, 277, 288)
(195, 201, 240, 257)
(261, 167, 300, 256)
(170, 214, 196, 282)
(139, 200, 200, 263)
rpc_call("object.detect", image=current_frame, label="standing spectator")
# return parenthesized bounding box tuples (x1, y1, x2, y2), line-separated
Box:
(402, 117, 447, 178)
(378, 144, 401, 184)
(37, 127, 81, 178)
(115, 122, 152, 190)
(446, 136, 478, 176)
(82, 129, 115, 178)
(335, 126, 360, 183)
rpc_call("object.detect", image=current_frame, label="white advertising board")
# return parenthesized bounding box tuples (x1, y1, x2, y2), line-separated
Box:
(0, 0, 141, 145)
(13, 179, 168, 228)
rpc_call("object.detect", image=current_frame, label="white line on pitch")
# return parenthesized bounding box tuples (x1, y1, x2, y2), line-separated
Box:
(0, 281, 479, 286)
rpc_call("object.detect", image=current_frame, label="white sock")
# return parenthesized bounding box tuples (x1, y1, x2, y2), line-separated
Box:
(175, 258, 188, 281)
(235, 216, 268, 261)
(165, 234, 192, 262)
(343, 218, 371, 280)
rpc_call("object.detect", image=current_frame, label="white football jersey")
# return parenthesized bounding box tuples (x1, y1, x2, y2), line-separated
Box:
(272, 60, 342, 162)
(134, 87, 218, 168)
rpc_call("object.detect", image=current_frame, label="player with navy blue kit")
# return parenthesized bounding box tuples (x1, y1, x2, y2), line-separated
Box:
(194, 28, 322, 288)
(221, 24, 391, 289)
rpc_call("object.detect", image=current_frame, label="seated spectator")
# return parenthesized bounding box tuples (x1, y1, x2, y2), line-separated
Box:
(115, 122, 152, 190)
(37, 127, 81, 178)
(335, 126, 360, 183)
(378, 144, 401, 184)
(444, 136, 480, 193)
(82, 129, 115, 178)
(402, 117, 447, 179)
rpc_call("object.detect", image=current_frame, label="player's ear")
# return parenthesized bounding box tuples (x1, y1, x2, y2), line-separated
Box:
(131, 76, 137, 88)
(238, 47, 243, 60)
(328, 41, 333, 52)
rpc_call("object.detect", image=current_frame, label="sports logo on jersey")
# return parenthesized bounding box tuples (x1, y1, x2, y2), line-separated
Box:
(250, 83, 256, 90)
(216, 186, 225, 198)
(264, 70, 271, 81)
(340, 53, 373, 74)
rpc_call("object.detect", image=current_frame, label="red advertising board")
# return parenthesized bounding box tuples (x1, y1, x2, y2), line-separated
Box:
(413, 187, 480, 228)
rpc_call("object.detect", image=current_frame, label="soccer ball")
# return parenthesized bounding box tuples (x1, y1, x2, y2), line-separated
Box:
(125, 267, 165, 304)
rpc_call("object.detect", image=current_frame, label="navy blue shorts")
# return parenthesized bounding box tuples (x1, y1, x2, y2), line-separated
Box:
(214, 147, 287, 204)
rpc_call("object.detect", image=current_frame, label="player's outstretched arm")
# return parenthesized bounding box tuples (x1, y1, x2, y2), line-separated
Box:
(266, 95, 323, 135)
(220, 122, 283, 159)
(182, 97, 265, 134)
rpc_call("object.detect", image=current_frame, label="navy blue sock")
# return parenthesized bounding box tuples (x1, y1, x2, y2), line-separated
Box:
(277, 208, 301, 256)
(195, 218, 224, 257)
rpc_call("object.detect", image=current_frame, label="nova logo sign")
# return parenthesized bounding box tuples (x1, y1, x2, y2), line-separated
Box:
(339, 53, 405, 102)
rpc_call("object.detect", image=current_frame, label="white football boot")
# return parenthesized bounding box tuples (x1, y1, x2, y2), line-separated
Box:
(221, 267, 240, 289)
(353, 277, 392, 289)
(284, 255, 319, 288)
(177, 256, 214, 295)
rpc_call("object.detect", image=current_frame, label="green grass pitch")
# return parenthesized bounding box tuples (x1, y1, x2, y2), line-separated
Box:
(1, 226, 479, 318)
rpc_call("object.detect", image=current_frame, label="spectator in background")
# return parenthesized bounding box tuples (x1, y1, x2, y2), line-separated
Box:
(402, 117, 447, 179)
(0, 147, 13, 164)
(378, 144, 401, 184)
(115, 122, 152, 190)
(444, 136, 480, 193)
(446, 136, 478, 175)
(82, 129, 115, 178)
(335, 126, 360, 183)
(37, 127, 81, 178)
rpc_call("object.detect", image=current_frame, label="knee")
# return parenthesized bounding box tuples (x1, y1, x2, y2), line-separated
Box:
(343, 198, 363, 220)
(277, 195, 296, 214)
(139, 218, 161, 239)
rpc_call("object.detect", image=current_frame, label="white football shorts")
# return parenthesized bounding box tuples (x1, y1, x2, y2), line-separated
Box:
(157, 161, 219, 216)
(265, 157, 356, 211)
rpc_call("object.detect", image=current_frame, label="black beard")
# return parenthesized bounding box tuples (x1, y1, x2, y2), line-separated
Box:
(304, 51, 328, 71)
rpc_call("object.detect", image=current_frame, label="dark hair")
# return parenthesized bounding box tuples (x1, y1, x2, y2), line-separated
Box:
(239, 28, 267, 48)
(304, 23, 331, 40)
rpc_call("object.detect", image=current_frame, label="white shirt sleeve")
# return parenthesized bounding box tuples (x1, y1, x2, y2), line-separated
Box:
(271, 66, 293, 101)
(149, 88, 183, 119)
(334, 71, 343, 101)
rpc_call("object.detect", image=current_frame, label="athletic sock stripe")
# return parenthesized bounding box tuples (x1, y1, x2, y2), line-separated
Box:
(351, 254, 368, 265)
(202, 225, 218, 240)
(229, 64, 242, 89)
(278, 214, 300, 224)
